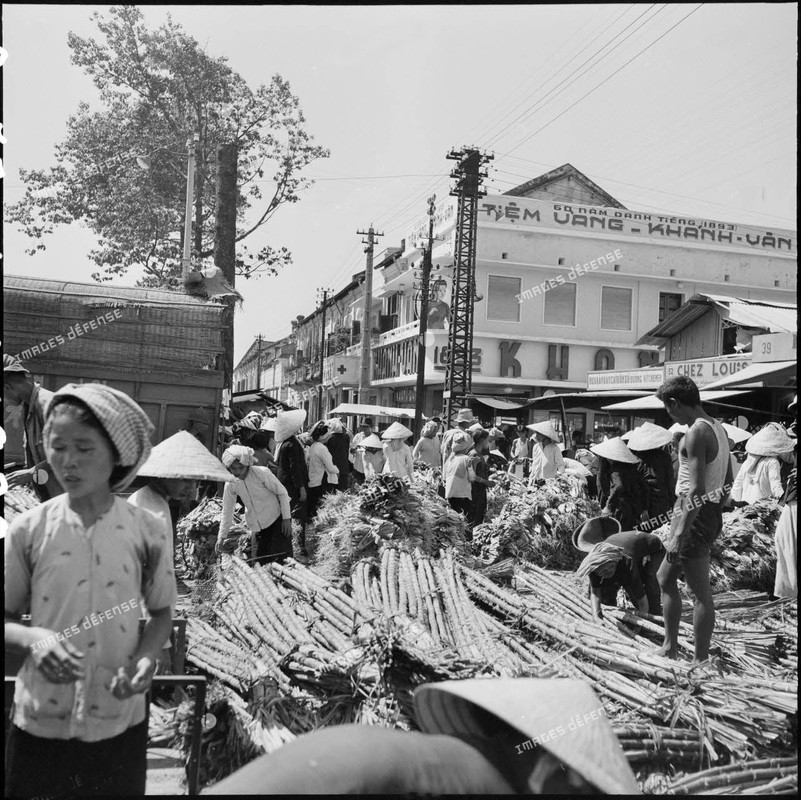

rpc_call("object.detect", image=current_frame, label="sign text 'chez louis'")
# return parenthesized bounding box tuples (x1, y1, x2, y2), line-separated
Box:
(479, 196, 794, 253)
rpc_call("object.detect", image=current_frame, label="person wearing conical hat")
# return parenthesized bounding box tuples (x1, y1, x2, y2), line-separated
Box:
(443, 430, 476, 525)
(381, 422, 415, 482)
(274, 410, 310, 561)
(3, 354, 64, 500)
(731, 422, 794, 505)
(626, 423, 676, 533)
(205, 678, 639, 795)
(325, 417, 352, 492)
(440, 408, 475, 463)
(526, 420, 565, 486)
(6, 384, 176, 799)
(655, 375, 732, 663)
(590, 437, 649, 531)
(357, 433, 385, 480)
(774, 397, 797, 599)
(413, 421, 441, 469)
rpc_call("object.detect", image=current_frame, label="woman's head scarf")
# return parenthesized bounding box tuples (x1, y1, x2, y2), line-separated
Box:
(422, 421, 439, 438)
(576, 542, 627, 580)
(221, 445, 257, 468)
(46, 383, 155, 493)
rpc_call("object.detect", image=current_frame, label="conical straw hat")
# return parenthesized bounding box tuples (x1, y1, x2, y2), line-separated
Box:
(572, 515, 622, 551)
(275, 409, 307, 443)
(669, 422, 689, 435)
(590, 437, 640, 464)
(137, 431, 234, 481)
(745, 422, 795, 456)
(414, 679, 640, 795)
(626, 422, 672, 451)
(381, 421, 413, 439)
(260, 416, 278, 432)
(526, 420, 560, 442)
(720, 422, 751, 444)
(359, 433, 383, 449)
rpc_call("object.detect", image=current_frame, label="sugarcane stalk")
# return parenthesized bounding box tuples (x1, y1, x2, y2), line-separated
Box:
(419, 556, 451, 645)
(431, 560, 473, 657)
(380, 548, 394, 618)
(399, 551, 420, 620)
(669, 757, 798, 789)
(416, 558, 445, 643)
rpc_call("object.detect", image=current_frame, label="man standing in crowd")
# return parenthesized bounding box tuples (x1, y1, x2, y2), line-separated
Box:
(655, 376, 731, 663)
(350, 417, 374, 485)
(274, 410, 310, 562)
(440, 408, 476, 463)
(3, 355, 63, 500)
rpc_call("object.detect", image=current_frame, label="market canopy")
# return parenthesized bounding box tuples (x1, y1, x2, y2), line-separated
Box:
(601, 390, 748, 412)
(330, 402, 414, 418)
(471, 396, 527, 411)
(702, 360, 796, 390)
(523, 391, 653, 412)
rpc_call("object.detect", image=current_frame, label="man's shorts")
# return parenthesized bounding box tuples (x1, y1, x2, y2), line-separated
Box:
(669, 495, 722, 559)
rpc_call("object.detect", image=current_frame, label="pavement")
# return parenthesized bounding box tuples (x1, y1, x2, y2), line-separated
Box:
(146, 747, 187, 795)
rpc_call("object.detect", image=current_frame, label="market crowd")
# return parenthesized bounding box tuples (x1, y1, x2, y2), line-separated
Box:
(3, 350, 797, 796)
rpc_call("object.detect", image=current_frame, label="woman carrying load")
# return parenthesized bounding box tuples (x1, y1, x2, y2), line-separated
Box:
(731, 422, 794, 504)
(591, 437, 649, 532)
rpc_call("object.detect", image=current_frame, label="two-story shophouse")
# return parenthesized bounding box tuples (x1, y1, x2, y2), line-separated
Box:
(367, 164, 796, 424)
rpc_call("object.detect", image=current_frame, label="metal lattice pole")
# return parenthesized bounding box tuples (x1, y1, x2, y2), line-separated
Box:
(442, 147, 492, 428)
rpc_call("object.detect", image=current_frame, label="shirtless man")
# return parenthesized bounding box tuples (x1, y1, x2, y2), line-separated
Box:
(655, 376, 732, 662)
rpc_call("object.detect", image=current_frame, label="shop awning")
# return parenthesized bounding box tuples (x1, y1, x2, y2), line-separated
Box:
(702, 360, 796, 390)
(601, 390, 748, 412)
(523, 391, 653, 412)
(330, 402, 414, 418)
(471, 396, 527, 411)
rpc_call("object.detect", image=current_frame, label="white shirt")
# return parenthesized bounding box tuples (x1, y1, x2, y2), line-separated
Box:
(220, 465, 291, 536)
(127, 485, 171, 532)
(383, 443, 415, 481)
(352, 431, 369, 472)
(307, 441, 339, 488)
(731, 455, 784, 503)
(528, 442, 565, 482)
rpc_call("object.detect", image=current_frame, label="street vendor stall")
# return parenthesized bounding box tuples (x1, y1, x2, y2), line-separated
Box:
(330, 402, 414, 418)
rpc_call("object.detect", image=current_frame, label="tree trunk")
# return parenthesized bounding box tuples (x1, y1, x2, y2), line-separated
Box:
(214, 143, 238, 446)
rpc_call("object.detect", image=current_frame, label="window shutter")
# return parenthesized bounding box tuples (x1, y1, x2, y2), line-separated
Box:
(601, 287, 632, 330)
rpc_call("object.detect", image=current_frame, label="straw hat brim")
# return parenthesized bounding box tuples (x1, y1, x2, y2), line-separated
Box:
(527, 421, 560, 442)
(572, 516, 622, 551)
(137, 431, 234, 481)
(669, 423, 689, 435)
(359, 434, 383, 449)
(414, 679, 640, 795)
(720, 422, 751, 444)
(626, 428, 672, 451)
(590, 438, 640, 464)
(382, 421, 413, 439)
(745, 424, 796, 456)
(275, 410, 307, 443)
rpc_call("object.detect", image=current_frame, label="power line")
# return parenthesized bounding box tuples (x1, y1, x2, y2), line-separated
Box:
(503, 4, 705, 157)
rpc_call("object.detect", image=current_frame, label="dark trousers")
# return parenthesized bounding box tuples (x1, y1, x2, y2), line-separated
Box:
(471, 487, 488, 526)
(5, 718, 148, 798)
(253, 516, 290, 566)
(448, 497, 474, 539)
(307, 481, 335, 519)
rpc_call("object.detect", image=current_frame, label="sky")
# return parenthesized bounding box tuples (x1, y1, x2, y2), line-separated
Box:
(2, 4, 797, 364)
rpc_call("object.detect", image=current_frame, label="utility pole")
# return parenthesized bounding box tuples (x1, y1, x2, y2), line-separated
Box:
(442, 147, 493, 428)
(413, 195, 437, 437)
(357, 225, 384, 404)
(214, 142, 238, 454)
(255, 334, 263, 391)
(181, 133, 200, 282)
(316, 287, 332, 419)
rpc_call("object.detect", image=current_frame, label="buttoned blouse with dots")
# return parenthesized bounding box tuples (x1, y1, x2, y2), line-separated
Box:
(4, 494, 177, 742)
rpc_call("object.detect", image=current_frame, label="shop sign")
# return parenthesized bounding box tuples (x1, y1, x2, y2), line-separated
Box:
(432, 345, 482, 372)
(323, 355, 359, 387)
(477, 194, 795, 254)
(586, 367, 664, 391)
(751, 332, 797, 363)
(663, 356, 751, 387)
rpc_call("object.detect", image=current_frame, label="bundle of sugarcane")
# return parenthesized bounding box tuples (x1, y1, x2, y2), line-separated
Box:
(3, 485, 41, 523)
(667, 756, 798, 795)
(308, 476, 466, 578)
(613, 722, 706, 771)
(148, 701, 179, 747)
(472, 474, 600, 568)
(459, 563, 797, 760)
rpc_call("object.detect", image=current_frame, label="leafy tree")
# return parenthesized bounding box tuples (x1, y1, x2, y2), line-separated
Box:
(8, 5, 329, 287)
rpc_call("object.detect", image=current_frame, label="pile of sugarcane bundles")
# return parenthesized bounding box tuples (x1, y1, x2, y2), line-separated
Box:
(3, 485, 41, 524)
(667, 756, 798, 795)
(181, 551, 795, 789)
(473, 473, 600, 568)
(612, 723, 706, 772)
(308, 473, 468, 579)
(652, 498, 783, 593)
